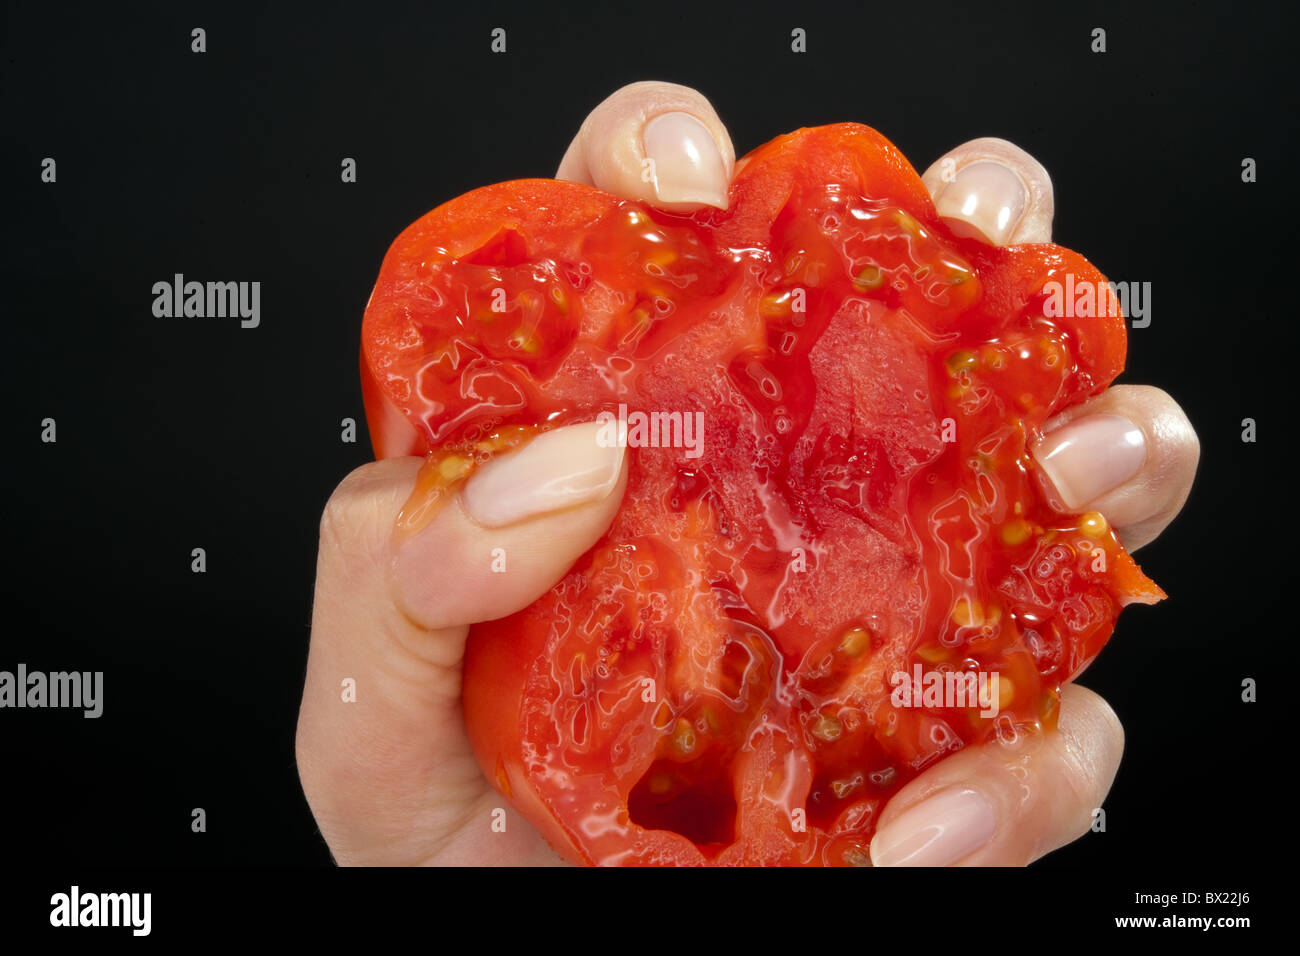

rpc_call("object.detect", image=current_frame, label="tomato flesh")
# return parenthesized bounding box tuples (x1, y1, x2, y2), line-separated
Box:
(362, 124, 1163, 866)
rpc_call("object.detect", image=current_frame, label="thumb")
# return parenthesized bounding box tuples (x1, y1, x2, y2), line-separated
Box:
(296, 422, 626, 865)
(391, 422, 628, 630)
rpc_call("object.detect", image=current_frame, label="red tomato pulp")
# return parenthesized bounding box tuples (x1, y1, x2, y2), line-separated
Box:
(361, 123, 1163, 865)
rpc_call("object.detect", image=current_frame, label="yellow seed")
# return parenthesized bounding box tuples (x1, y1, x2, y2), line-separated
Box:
(509, 327, 540, 354)
(810, 713, 843, 742)
(474, 425, 532, 455)
(645, 246, 678, 268)
(1041, 337, 1065, 365)
(1079, 511, 1108, 538)
(894, 210, 922, 235)
(981, 345, 1005, 369)
(829, 775, 861, 798)
(995, 676, 1015, 709)
(549, 286, 568, 314)
(951, 598, 980, 628)
(760, 290, 793, 317)
(1001, 518, 1031, 546)
(853, 265, 884, 290)
(673, 718, 697, 755)
(437, 455, 472, 482)
(954, 600, 1001, 629)
(620, 308, 653, 347)
(946, 350, 977, 375)
(837, 627, 871, 658)
(648, 772, 674, 795)
(916, 643, 950, 663)
(626, 209, 650, 228)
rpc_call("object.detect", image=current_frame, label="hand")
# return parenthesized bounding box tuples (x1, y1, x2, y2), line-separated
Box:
(295, 81, 1198, 866)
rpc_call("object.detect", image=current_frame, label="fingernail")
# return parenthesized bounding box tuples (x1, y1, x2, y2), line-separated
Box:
(1033, 414, 1147, 511)
(642, 111, 729, 209)
(460, 422, 624, 528)
(934, 160, 1029, 245)
(869, 787, 997, 867)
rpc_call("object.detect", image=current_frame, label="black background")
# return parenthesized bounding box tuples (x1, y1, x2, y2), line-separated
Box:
(0, 0, 1288, 905)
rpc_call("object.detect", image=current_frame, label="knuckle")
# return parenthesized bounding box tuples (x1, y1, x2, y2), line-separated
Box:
(318, 461, 403, 569)
(320, 468, 364, 547)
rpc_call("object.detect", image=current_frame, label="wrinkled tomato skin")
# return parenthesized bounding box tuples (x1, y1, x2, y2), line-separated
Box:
(366, 124, 1161, 867)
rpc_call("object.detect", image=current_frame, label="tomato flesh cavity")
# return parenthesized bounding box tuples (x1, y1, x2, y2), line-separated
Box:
(361, 124, 1163, 866)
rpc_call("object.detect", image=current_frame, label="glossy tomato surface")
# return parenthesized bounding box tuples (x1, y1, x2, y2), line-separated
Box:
(361, 123, 1162, 866)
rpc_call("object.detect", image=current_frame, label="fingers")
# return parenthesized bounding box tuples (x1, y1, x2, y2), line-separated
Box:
(920, 140, 1197, 551)
(920, 137, 1054, 245)
(870, 684, 1123, 866)
(1029, 385, 1199, 552)
(556, 80, 735, 211)
(296, 423, 626, 864)
(910, 142, 1171, 866)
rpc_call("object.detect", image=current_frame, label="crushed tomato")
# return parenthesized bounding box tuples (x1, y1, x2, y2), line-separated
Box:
(361, 123, 1163, 866)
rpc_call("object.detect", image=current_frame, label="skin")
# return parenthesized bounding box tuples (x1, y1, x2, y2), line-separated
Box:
(296, 81, 1200, 867)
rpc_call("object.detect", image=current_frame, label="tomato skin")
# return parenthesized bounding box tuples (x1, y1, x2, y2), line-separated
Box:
(366, 123, 1162, 866)
(460, 603, 594, 863)
(360, 351, 427, 458)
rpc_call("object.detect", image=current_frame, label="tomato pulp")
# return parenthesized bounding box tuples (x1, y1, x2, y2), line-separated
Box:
(361, 123, 1163, 865)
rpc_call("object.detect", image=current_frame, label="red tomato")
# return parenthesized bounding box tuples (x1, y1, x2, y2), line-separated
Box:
(362, 123, 1163, 866)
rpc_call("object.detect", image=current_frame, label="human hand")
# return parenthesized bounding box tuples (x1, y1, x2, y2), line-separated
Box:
(295, 81, 1198, 866)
